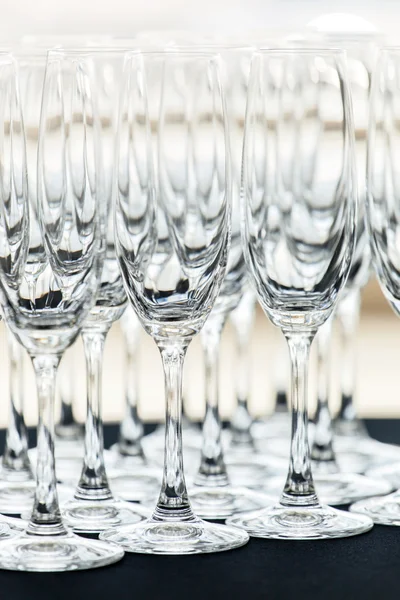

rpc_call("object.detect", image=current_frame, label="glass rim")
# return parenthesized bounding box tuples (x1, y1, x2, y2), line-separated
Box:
(378, 45, 400, 54)
(47, 46, 131, 57)
(125, 48, 224, 58)
(254, 46, 346, 55)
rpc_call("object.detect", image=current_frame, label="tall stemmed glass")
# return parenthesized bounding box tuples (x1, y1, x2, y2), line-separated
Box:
(55, 341, 84, 446)
(186, 48, 283, 507)
(58, 49, 149, 531)
(100, 50, 249, 554)
(16, 47, 87, 489)
(351, 48, 400, 524)
(107, 305, 161, 503)
(0, 50, 46, 516)
(0, 49, 124, 570)
(227, 287, 257, 448)
(227, 49, 373, 539)
(0, 326, 35, 514)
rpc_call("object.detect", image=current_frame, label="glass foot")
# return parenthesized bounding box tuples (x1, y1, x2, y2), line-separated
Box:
(224, 456, 286, 489)
(366, 463, 400, 489)
(263, 473, 392, 506)
(108, 469, 161, 503)
(333, 418, 369, 440)
(251, 413, 291, 440)
(0, 481, 74, 515)
(99, 516, 249, 555)
(351, 492, 400, 525)
(188, 485, 274, 520)
(256, 436, 291, 459)
(0, 515, 26, 539)
(226, 503, 373, 539)
(61, 496, 151, 533)
(0, 531, 124, 572)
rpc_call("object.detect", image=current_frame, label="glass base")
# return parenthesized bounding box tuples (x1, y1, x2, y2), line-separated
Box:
(264, 473, 392, 506)
(99, 516, 249, 555)
(351, 492, 400, 525)
(61, 496, 151, 534)
(0, 515, 26, 539)
(108, 469, 161, 503)
(251, 413, 291, 441)
(256, 436, 291, 459)
(0, 481, 74, 515)
(226, 503, 373, 539)
(0, 531, 124, 572)
(333, 418, 369, 440)
(224, 454, 287, 489)
(366, 463, 400, 490)
(188, 485, 274, 520)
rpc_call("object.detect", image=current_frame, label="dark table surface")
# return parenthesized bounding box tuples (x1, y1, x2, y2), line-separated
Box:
(2, 419, 400, 600)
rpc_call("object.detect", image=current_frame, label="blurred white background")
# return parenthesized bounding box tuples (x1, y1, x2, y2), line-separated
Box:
(0, 0, 399, 40)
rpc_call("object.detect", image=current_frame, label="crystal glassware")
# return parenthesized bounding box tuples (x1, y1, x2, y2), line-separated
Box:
(169, 47, 280, 513)
(350, 47, 400, 525)
(226, 48, 373, 539)
(0, 325, 36, 515)
(107, 305, 161, 503)
(57, 48, 150, 531)
(100, 49, 250, 554)
(0, 49, 124, 571)
(55, 340, 84, 446)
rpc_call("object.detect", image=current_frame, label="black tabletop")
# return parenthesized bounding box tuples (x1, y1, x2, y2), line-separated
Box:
(2, 419, 400, 600)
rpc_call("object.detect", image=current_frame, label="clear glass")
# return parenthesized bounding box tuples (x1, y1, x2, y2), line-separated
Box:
(226, 49, 373, 539)
(320, 36, 389, 461)
(57, 49, 150, 532)
(306, 317, 391, 504)
(144, 46, 272, 514)
(16, 47, 85, 488)
(0, 327, 36, 514)
(55, 342, 84, 445)
(107, 306, 161, 503)
(100, 50, 249, 554)
(251, 330, 291, 442)
(350, 48, 400, 525)
(0, 50, 124, 571)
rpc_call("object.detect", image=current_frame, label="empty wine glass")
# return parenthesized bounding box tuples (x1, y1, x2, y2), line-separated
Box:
(107, 305, 161, 503)
(226, 48, 373, 539)
(55, 340, 84, 446)
(0, 325, 36, 515)
(351, 47, 400, 524)
(0, 49, 125, 570)
(57, 48, 150, 532)
(100, 49, 249, 554)
(227, 287, 257, 448)
(167, 46, 272, 516)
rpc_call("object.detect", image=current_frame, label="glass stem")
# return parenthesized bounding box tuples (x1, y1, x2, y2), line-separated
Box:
(153, 342, 194, 522)
(195, 314, 229, 488)
(118, 310, 144, 459)
(2, 329, 32, 479)
(229, 293, 256, 449)
(274, 331, 290, 414)
(310, 317, 338, 471)
(280, 330, 318, 508)
(28, 354, 66, 536)
(336, 288, 363, 425)
(75, 326, 112, 501)
(56, 347, 82, 440)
